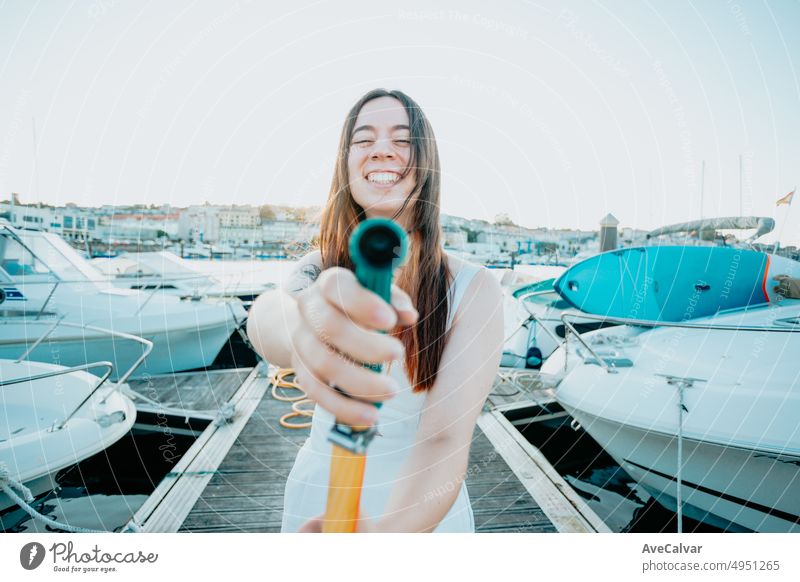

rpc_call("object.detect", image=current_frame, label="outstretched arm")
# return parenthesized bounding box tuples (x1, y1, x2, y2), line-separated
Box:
(247, 250, 418, 427)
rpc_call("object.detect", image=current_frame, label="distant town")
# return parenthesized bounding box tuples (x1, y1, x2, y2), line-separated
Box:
(0, 192, 620, 264)
(2, 193, 795, 264)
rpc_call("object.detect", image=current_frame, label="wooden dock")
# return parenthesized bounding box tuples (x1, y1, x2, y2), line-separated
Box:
(131, 364, 608, 533)
(127, 368, 251, 413)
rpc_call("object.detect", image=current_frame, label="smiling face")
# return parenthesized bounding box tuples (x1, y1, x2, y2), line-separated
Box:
(347, 96, 417, 225)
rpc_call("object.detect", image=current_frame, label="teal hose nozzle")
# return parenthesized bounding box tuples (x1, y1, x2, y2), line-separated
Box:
(349, 218, 408, 304)
(348, 218, 408, 376)
(327, 218, 409, 452)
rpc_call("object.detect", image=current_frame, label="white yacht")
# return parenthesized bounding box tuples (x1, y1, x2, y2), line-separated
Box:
(0, 358, 136, 511)
(92, 251, 274, 307)
(0, 224, 247, 378)
(547, 244, 800, 532)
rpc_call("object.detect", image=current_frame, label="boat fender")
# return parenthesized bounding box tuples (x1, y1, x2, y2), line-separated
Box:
(525, 346, 543, 369)
(774, 275, 800, 299)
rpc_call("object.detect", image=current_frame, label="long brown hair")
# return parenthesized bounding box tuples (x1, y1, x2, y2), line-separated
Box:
(319, 89, 451, 392)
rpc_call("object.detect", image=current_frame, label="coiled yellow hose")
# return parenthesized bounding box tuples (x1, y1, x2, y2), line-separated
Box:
(270, 368, 315, 429)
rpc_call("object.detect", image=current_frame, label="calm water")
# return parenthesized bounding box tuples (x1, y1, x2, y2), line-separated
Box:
(0, 430, 195, 533)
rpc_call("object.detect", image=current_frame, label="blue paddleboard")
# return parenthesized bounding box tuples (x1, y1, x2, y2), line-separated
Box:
(554, 246, 800, 322)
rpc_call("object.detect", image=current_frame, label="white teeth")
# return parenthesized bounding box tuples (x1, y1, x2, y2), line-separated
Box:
(367, 172, 400, 185)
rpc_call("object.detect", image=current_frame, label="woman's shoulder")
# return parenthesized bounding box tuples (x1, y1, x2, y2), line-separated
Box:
(447, 262, 502, 330)
(443, 251, 500, 312)
(444, 251, 484, 283)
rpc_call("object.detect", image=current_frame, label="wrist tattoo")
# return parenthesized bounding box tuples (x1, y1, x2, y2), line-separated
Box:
(290, 264, 321, 293)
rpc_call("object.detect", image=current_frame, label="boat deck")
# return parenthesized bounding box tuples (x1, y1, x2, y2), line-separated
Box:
(130, 364, 607, 533)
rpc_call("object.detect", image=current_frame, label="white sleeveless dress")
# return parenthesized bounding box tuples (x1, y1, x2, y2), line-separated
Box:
(280, 258, 483, 533)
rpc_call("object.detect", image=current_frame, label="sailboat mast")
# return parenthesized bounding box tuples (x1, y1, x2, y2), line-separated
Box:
(699, 160, 705, 238)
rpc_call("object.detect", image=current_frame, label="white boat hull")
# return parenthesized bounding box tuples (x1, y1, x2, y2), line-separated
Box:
(0, 318, 240, 379)
(1, 227, 247, 379)
(0, 360, 137, 512)
(90, 252, 277, 307)
(555, 301, 800, 532)
(562, 404, 800, 532)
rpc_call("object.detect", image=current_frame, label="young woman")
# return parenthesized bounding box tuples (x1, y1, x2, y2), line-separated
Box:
(247, 89, 503, 533)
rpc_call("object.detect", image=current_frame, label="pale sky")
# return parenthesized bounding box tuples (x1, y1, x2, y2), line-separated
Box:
(1, 0, 799, 244)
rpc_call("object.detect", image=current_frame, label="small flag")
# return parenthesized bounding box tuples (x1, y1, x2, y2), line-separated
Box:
(776, 189, 795, 206)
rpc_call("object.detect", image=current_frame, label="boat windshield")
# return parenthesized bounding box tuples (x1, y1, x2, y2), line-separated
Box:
(513, 279, 571, 309)
(20, 231, 106, 283)
(0, 231, 57, 282)
(137, 252, 197, 276)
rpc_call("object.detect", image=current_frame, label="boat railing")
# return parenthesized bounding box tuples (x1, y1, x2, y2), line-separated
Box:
(7, 275, 248, 313)
(9, 318, 154, 385)
(559, 310, 800, 374)
(512, 288, 565, 347)
(123, 274, 217, 310)
(134, 283, 163, 315)
(35, 281, 60, 320)
(6, 273, 211, 285)
(113, 272, 211, 282)
(131, 280, 251, 315)
(132, 278, 219, 315)
(0, 361, 115, 431)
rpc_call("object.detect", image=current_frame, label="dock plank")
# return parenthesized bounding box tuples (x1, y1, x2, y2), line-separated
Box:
(178, 369, 557, 533)
(128, 368, 251, 412)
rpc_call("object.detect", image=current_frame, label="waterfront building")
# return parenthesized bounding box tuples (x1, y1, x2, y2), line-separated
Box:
(177, 204, 261, 244)
(0, 201, 96, 241)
